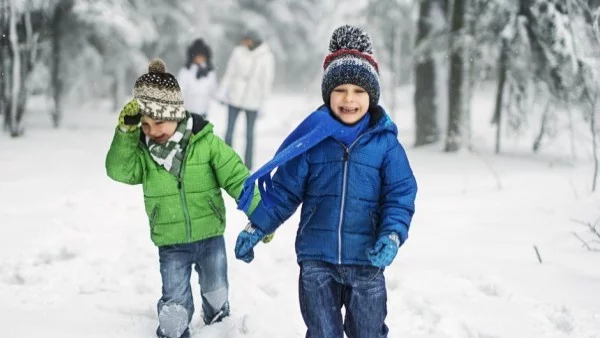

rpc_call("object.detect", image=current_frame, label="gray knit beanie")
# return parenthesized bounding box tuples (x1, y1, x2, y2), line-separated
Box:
(321, 25, 380, 108)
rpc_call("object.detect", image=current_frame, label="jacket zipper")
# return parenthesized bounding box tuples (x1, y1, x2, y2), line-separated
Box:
(337, 147, 349, 264)
(178, 157, 192, 242)
(335, 131, 372, 264)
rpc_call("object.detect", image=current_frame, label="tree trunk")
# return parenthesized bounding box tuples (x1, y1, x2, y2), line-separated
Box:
(532, 102, 550, 153)
(492, 38, 509, 154)
(16, 8, 36, 126)
(414, 0, 446, 147)
(50, 1, 72, 128)
(463, 0, 475, 150)
(388, 24, 399, 121)
(590, 99, 598, 192)
(445, 0, 467, 152)
(111, 64, 126, 112)
(8, 0, 22, 137)
(0, 0, 7, 131)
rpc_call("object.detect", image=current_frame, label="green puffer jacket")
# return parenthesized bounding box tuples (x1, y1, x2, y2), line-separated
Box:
(105, 114, 260, 247)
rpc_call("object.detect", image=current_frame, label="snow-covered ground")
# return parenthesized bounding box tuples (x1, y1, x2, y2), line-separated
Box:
(1, 88, 599, 337)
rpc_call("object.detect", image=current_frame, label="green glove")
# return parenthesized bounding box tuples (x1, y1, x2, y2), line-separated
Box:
(118, 99, 141, 132)
(262, 232, 275, 243)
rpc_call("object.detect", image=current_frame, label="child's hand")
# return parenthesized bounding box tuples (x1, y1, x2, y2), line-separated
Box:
(261, 232, 275, 243)
(118, 99, 142, 133)
(367, 233, 400, 268)
(234, 223, 266, 263)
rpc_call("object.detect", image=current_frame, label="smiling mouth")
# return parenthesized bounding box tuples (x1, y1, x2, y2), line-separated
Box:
(153, 135, 168, 142)
(340, 107, 358, 114)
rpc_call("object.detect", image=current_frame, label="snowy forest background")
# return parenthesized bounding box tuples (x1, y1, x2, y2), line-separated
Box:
(4, 0, 600, 187)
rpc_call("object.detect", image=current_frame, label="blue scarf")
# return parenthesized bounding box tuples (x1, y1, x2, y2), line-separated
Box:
(237, 105, 370, 213)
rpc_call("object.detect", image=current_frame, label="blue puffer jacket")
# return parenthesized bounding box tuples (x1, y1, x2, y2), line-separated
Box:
(250, 107, 417, 266)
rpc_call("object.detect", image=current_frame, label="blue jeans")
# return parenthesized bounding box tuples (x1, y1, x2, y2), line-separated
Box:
(224, 104, 257, 169)
(299, 260, 389, 338)
(156, 236, 230, 338)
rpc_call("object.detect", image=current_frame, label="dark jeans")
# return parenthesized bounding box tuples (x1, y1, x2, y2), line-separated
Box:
(156, 236, 230, 338)
(224, 104, 257, 169)
(299, 260, 389, 338)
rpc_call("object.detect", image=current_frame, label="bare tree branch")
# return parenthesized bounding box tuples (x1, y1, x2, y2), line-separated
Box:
(572, 231, 594, 250)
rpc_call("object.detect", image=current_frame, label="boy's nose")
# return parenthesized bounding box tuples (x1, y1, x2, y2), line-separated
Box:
(148, 128, 160, 137)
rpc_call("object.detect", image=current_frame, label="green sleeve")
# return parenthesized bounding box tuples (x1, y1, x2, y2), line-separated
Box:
(105, 127, 145, 185)
(208, 133, 261, 214)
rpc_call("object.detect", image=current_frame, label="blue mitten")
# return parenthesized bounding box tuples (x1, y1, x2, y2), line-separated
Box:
(235, 223, 266, 263)
(367, 233, 401, 268)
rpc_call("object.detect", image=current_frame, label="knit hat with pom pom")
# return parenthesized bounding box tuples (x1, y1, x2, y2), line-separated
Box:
(322, 25, 380, 108)
(134, 58, 186, 122)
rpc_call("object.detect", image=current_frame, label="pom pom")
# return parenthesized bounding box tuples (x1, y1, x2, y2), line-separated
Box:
(329, 25, 372, 54)
(148, 58, 166, 73)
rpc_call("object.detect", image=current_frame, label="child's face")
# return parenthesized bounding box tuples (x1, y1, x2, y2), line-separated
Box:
(141, 116, 178, 144)
(329, 84, 369, 124)
(241, 38, 254, 49)
(193, 54, 206, 66)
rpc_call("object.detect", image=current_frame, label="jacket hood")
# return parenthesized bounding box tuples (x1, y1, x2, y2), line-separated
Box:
(188, 113, 212, 143)
(368, 105, 398, 136)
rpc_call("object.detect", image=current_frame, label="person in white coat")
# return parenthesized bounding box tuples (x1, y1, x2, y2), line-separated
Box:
(177, 38, 218, 119)
(219, 28, 275, 170)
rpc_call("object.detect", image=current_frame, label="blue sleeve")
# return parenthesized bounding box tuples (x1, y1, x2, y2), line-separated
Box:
(249, 152, 309, 234)
(380, 140, 417, 245)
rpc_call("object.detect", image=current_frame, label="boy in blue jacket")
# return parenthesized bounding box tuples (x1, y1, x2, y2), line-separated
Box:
(234, 25, 417, 338)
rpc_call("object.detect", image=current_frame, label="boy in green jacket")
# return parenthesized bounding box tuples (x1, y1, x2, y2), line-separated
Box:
(105, 58, 263, 338)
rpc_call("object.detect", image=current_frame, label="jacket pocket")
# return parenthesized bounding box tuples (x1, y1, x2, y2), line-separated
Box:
(299, 205, 317, 236)
(150, 205, 160, 233)
(208, 199, 225, 224)
(369, 210, 379, 234)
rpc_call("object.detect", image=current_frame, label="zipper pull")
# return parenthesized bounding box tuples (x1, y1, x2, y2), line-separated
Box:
(343, 149, 349, 161)
(177, 178, 182, 189)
